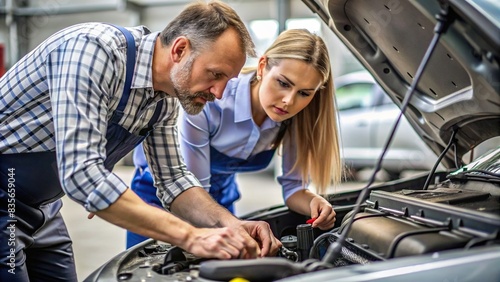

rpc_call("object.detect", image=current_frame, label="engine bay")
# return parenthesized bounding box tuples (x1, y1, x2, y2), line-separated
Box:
(84, 169, 500, 282)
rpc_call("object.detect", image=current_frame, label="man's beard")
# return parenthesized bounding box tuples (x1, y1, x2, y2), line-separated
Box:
(171, 54, 216, 115)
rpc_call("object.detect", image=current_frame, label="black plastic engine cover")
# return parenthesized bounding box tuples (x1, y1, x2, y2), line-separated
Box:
(347, 211, 471, 258)
(342, 187, 500, 259)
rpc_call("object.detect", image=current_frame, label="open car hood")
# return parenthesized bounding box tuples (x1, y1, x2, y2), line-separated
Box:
(304, 0, 500, 168)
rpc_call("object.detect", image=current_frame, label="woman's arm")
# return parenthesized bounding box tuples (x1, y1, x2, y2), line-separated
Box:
(285, 189, 336, 230)
(279, 136, 336, 230)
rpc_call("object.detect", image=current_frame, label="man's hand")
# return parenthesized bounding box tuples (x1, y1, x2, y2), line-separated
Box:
(93, 188, 265, 260)
(184, 227, 260, 259)
(238, 220, 282, 257)
(170, 188, 282, 257)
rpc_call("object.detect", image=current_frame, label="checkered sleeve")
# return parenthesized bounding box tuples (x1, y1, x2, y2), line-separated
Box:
(47, 35, 129, 212)
(143, 100, 202, 210)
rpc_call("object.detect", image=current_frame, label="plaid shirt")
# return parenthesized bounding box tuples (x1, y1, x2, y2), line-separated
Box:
(0, 22, 200, 212)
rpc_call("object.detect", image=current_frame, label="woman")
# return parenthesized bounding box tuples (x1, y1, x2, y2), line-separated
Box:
(129, 29, 343, 248)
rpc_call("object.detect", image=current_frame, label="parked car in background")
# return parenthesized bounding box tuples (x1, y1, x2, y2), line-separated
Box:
(274, 70, 440, 180)
(336, 71, 438, 179)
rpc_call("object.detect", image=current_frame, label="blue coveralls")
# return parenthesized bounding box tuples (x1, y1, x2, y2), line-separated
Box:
(127, 145, 276, 248)
(0, 26, 163, 281)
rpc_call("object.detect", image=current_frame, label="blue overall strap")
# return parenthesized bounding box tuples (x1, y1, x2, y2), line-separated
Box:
(111, 24, 136, 120)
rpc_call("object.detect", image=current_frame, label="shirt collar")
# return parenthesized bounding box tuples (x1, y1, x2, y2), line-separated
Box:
(233, 72, 280, 130)
(234, 72, 254, 123)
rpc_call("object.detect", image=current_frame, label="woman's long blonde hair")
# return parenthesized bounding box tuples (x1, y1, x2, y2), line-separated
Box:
(243, 29, 342, 194)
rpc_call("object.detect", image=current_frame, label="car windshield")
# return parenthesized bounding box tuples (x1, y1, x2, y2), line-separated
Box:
(335, 82, 374, 111)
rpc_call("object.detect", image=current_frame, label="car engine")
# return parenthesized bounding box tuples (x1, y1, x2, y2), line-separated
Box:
(84, 159, 500, 281)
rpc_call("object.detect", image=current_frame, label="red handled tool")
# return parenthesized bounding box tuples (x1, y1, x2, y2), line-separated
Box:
(306, 217, 317, 224)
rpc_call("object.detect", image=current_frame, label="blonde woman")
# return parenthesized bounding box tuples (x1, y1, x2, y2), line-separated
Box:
(130, 29, 342, 248)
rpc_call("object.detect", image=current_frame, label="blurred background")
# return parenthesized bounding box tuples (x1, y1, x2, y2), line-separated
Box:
(3, 0, 497, 280)
(0, 0, 364, 77)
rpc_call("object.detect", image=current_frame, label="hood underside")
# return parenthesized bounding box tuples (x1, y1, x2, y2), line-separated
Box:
(305, 0, 500, 168)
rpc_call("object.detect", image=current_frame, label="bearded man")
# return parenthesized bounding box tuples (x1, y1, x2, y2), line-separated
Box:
(0, 1, 281, 281)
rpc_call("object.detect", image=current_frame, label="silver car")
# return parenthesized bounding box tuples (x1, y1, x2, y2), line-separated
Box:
(336, 71, 439, 179)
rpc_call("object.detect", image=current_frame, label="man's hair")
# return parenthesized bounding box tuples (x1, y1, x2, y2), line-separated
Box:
(159, 0, 256, 57)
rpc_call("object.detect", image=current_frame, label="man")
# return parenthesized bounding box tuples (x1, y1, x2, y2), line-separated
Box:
(0, 1, 281, 281)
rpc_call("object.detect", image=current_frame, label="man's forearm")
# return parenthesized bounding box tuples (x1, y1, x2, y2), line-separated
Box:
(95, 188, 195, 247)
(170, 187, 241, 228)
(96, 187, 263, 259)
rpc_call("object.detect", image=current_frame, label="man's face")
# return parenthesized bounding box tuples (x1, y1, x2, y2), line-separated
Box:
(169, 27, 247, 115)
(170, 54, 215, 115)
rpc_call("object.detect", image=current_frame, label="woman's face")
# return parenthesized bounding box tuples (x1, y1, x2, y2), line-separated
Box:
(258, 57, 323, 122)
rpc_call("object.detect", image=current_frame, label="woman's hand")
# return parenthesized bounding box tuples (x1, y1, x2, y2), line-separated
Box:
(309, 196, 336, 230)
(286, 190, 336, 230)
